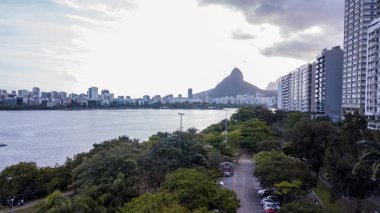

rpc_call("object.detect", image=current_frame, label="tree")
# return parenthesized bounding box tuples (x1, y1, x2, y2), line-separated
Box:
(34, 190, 72, 213)
(253, 151, 315, 190)
(162, 168, 240, 212)
(352, 140, 380, 180)
(342, 111, 367, 144)
(0, 162, 39, 200)
(284, 112, 309, 130)
(230, 106, 283, 125)
(70, 138, 143, 211)
(279, 200, 327, 213)
(275, 180, 304, 204)
(119, 192, 188, 213)
(285, 119, 336, 178)
(256, 139, 281, 152)
(238, 119, 271, 150)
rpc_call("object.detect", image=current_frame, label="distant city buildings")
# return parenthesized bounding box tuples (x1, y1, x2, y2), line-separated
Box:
(0, 86, 276, 108)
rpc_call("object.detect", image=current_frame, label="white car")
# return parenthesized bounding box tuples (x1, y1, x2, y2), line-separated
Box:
(263, 203, 280, 210)
(258, 189, 275, 196)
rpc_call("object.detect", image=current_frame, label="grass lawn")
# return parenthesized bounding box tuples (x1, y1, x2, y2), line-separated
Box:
(313, 180, 344, 213)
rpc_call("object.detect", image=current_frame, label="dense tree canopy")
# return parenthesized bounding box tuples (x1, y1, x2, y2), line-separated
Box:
(254, 151, 315, 190)
(279, 200, 328, 213)
(162, 168, 240, 212)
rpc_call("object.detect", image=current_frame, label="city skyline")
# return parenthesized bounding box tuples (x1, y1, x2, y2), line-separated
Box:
(0, 0, 343, 97)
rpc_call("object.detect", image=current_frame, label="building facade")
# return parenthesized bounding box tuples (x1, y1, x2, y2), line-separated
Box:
(315, 46, 344, 121)
(279, 64, 314, 112)
(342, 0, 379, 114)
(188, 88, 193, 99)
(87, 87, 98, 100)
(366, 17, 380, 129)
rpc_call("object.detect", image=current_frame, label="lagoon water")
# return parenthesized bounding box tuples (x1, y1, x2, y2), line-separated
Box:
(0, 109, 236, 170)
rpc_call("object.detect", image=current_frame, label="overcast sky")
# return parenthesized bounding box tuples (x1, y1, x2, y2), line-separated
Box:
(0, 0, 344, 97)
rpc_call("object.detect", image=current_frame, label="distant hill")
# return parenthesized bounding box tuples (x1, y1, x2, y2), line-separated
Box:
(266, 77, 281, 90)
(195, 67, 277, 98)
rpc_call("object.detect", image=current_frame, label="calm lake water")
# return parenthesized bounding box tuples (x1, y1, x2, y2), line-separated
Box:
(0, 109, 236, 170)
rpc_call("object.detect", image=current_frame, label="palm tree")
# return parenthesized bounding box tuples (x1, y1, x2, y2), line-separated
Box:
(352, 140, 380, 180)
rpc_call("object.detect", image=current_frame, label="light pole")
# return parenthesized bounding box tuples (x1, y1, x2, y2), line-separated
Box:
(178, 113, 185, 145)
(224, 110, 228, 143)
(178, 113, 185, 132)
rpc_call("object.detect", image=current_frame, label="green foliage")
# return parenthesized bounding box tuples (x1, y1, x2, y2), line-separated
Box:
(254, 151, 315, 190)
(342, 111, 367, 143)
(162, 168, 240, 212)
(230, 106, 284, 124)
(275, 181, 304, 204)
(352, 140, 380, 179)
(279, 200, 328, 213)
(0, 162, 39, 200)
(34, 190, 72, 213)
(285, 119, 336, 178)
(285, 112, 309, 130)
(119, 192, 188, 213)
(71, 138, 143, 211)
(140, 131, 209, 190)
(256, 139, 281, 152)
(238, 119, 271, 150)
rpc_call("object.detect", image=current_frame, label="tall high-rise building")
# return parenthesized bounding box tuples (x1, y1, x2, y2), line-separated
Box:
(315, 46, 344, 121)
(87, 87, 98, 100)
(366, 17, 380, 129)
(32, 87, 40, 98)
(278, 64, 313, 112)
(279, 73, 292, 111)
(188, 88, 193, 99)
(342, 0, 379, 115)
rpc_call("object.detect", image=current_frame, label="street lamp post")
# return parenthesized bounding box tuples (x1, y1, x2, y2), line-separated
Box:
(224, 110, 228, 143)
(178, 113, 185, 132)
(178, 113, 185, 145)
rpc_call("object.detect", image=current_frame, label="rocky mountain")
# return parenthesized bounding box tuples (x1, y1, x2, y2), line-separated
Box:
(266, 77, 281, 90)
(195, 67, 277, 98)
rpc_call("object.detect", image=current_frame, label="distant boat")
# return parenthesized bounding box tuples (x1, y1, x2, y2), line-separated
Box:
(0, 143, 7, 147)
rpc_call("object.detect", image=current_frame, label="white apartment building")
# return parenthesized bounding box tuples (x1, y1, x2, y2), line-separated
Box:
(366, 17, 380, 129)
(342, 0, 379, 114)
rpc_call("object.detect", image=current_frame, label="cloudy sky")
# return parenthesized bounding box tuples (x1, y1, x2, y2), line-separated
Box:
(0, 0, 343, 97)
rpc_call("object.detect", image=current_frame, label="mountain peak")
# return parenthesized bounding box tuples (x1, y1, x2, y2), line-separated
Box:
(194, 67, 277, 98)
(230, 67, 244, 80)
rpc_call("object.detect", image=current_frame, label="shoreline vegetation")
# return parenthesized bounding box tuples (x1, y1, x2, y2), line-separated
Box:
(0, 107, 379, 213)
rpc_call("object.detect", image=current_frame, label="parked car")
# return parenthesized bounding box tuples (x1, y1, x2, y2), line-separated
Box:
(264, 203, 279, 211)
(263, 203, 280, 211)
(261, 191, 275, 198)
(258, 188, 275, 196)
(220, 162, 234, 176)
(261, 198, 275, 206)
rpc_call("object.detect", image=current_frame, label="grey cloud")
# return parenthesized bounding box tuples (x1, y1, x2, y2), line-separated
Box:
(198, 0, 343, 60)
(198, 0, 343, 34)
(231, 29, 255, 40)
(260, 30, 341, 60)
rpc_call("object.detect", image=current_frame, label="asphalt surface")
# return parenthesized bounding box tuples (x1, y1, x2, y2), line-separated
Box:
(223, 153, 263, 213)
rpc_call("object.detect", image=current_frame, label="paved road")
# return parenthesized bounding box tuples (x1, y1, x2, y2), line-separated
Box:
(223, 153, 263, 213)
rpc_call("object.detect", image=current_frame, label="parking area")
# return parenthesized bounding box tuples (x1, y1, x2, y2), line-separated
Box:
(222, 153, 263, 213)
